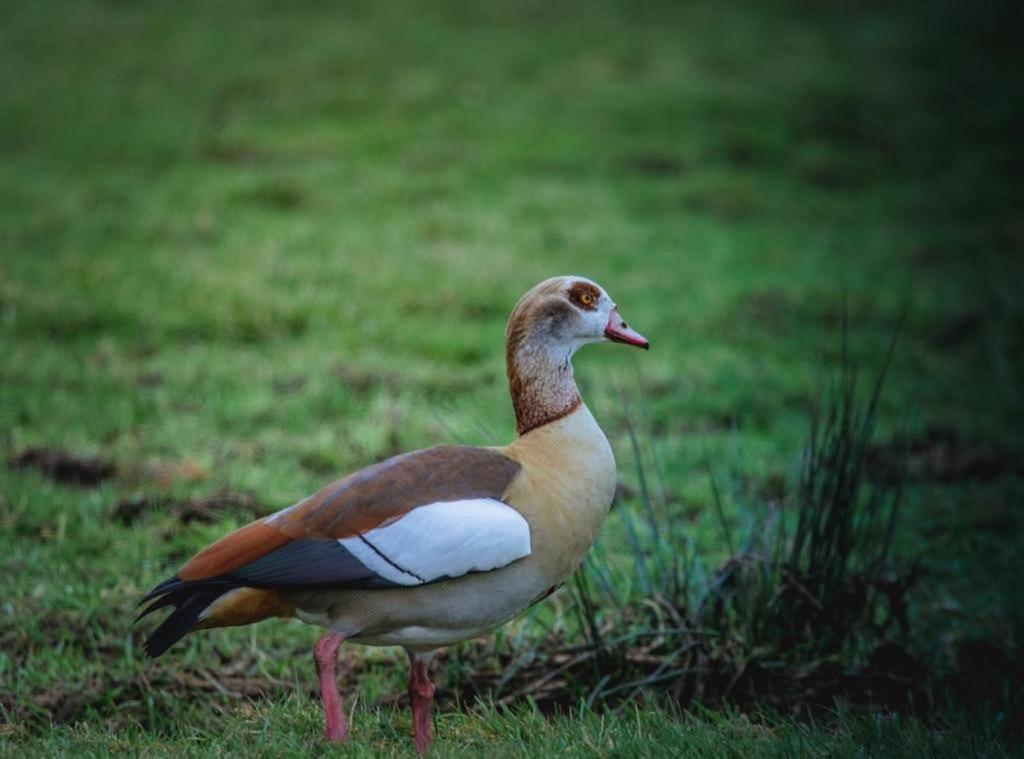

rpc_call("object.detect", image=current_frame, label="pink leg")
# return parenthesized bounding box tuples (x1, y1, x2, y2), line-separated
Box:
(407, 652, 436, 755)
(314, 632, 348, 744)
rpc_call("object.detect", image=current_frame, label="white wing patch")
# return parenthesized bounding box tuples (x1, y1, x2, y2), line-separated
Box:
(338, 499, 531, 586)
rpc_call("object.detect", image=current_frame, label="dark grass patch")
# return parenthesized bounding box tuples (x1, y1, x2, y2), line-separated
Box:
(298, 448, 350, 476)
(868, 425, 1024, 484)
(272, 376, 308, 396)
(945, 639, 1024, 710)
(797, 91, 895, 156)
(111, 492, 262, 526)
(396, 292, 509, 321)
(8, 447, 115, 487)
(732, 289, 803, 334)
(721, 140, 765, 169)
(725, 289, 908, 341)
(802, 159, 874, 190)
(680, 187, 755, 220)
(231, 184, 308, 212)
(332, 362, 401, 395)
(620, 154, 687, 178)
(331, 361, 491, 400)
(4, 306, 141, 343)
(199, 143, 267, 165)
(136, 371, 164, 388)
(929, 313, 983, 349)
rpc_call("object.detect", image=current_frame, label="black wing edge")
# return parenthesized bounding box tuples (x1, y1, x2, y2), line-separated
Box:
(136, 575, 238, 658)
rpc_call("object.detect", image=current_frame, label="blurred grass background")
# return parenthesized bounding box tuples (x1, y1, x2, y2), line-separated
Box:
(1, 0, 1022, 754)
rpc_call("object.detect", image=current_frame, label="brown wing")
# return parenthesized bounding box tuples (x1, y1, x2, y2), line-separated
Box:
(177, 445, 521, 581)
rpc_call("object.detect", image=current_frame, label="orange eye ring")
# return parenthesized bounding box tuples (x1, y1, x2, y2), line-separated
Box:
(580, 293, 593, 306)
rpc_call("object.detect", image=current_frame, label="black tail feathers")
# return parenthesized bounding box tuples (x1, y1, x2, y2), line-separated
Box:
(136, 575, 237, 657)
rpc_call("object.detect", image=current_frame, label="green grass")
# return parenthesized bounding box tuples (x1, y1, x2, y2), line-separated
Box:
(8, 702, 1018, 758)
(2, 0, 1022, 754)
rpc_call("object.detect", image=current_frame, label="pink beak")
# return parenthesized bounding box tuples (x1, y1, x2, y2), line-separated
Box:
(604, 307, 649, 349)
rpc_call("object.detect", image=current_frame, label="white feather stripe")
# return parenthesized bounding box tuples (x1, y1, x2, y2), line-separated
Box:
(338, 499, 531, 586)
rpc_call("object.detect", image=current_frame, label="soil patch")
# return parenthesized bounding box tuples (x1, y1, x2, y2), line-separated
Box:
(621, 153, 686, 177)
(112, 492, 262, 526)
(8, 447, 115, 487)
(869, 425, 1023, 484)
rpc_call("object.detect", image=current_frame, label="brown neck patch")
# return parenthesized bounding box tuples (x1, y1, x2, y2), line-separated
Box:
(514, 390, 581, 436)
(505, 285, 584, 436)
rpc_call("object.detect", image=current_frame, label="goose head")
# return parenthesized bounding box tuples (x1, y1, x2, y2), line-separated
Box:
(505, 276, 649, 434)
(506, 276, 649, 359)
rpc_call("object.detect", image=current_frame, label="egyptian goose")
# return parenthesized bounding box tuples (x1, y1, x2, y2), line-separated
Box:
(138, 276, 649, 753)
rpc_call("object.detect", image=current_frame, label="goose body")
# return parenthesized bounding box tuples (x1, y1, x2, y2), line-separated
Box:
(289, 402, 617, 649)
(138, 275, 648, 752)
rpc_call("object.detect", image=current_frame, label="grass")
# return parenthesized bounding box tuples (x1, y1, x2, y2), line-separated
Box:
(8, 702, 1017, 758)
(1, 0, 1022, 755)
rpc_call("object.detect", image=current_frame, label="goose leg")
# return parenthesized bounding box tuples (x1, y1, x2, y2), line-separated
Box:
(314, 632, 348, 743)
(407, 650, 437, 755)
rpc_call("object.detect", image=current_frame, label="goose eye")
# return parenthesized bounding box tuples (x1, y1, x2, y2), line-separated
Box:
(579, 293, 593, 306)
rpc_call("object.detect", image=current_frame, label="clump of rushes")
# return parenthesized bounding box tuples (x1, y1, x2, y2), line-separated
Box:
(453, 320, 923, 715)
(691, 317, 921, 711)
